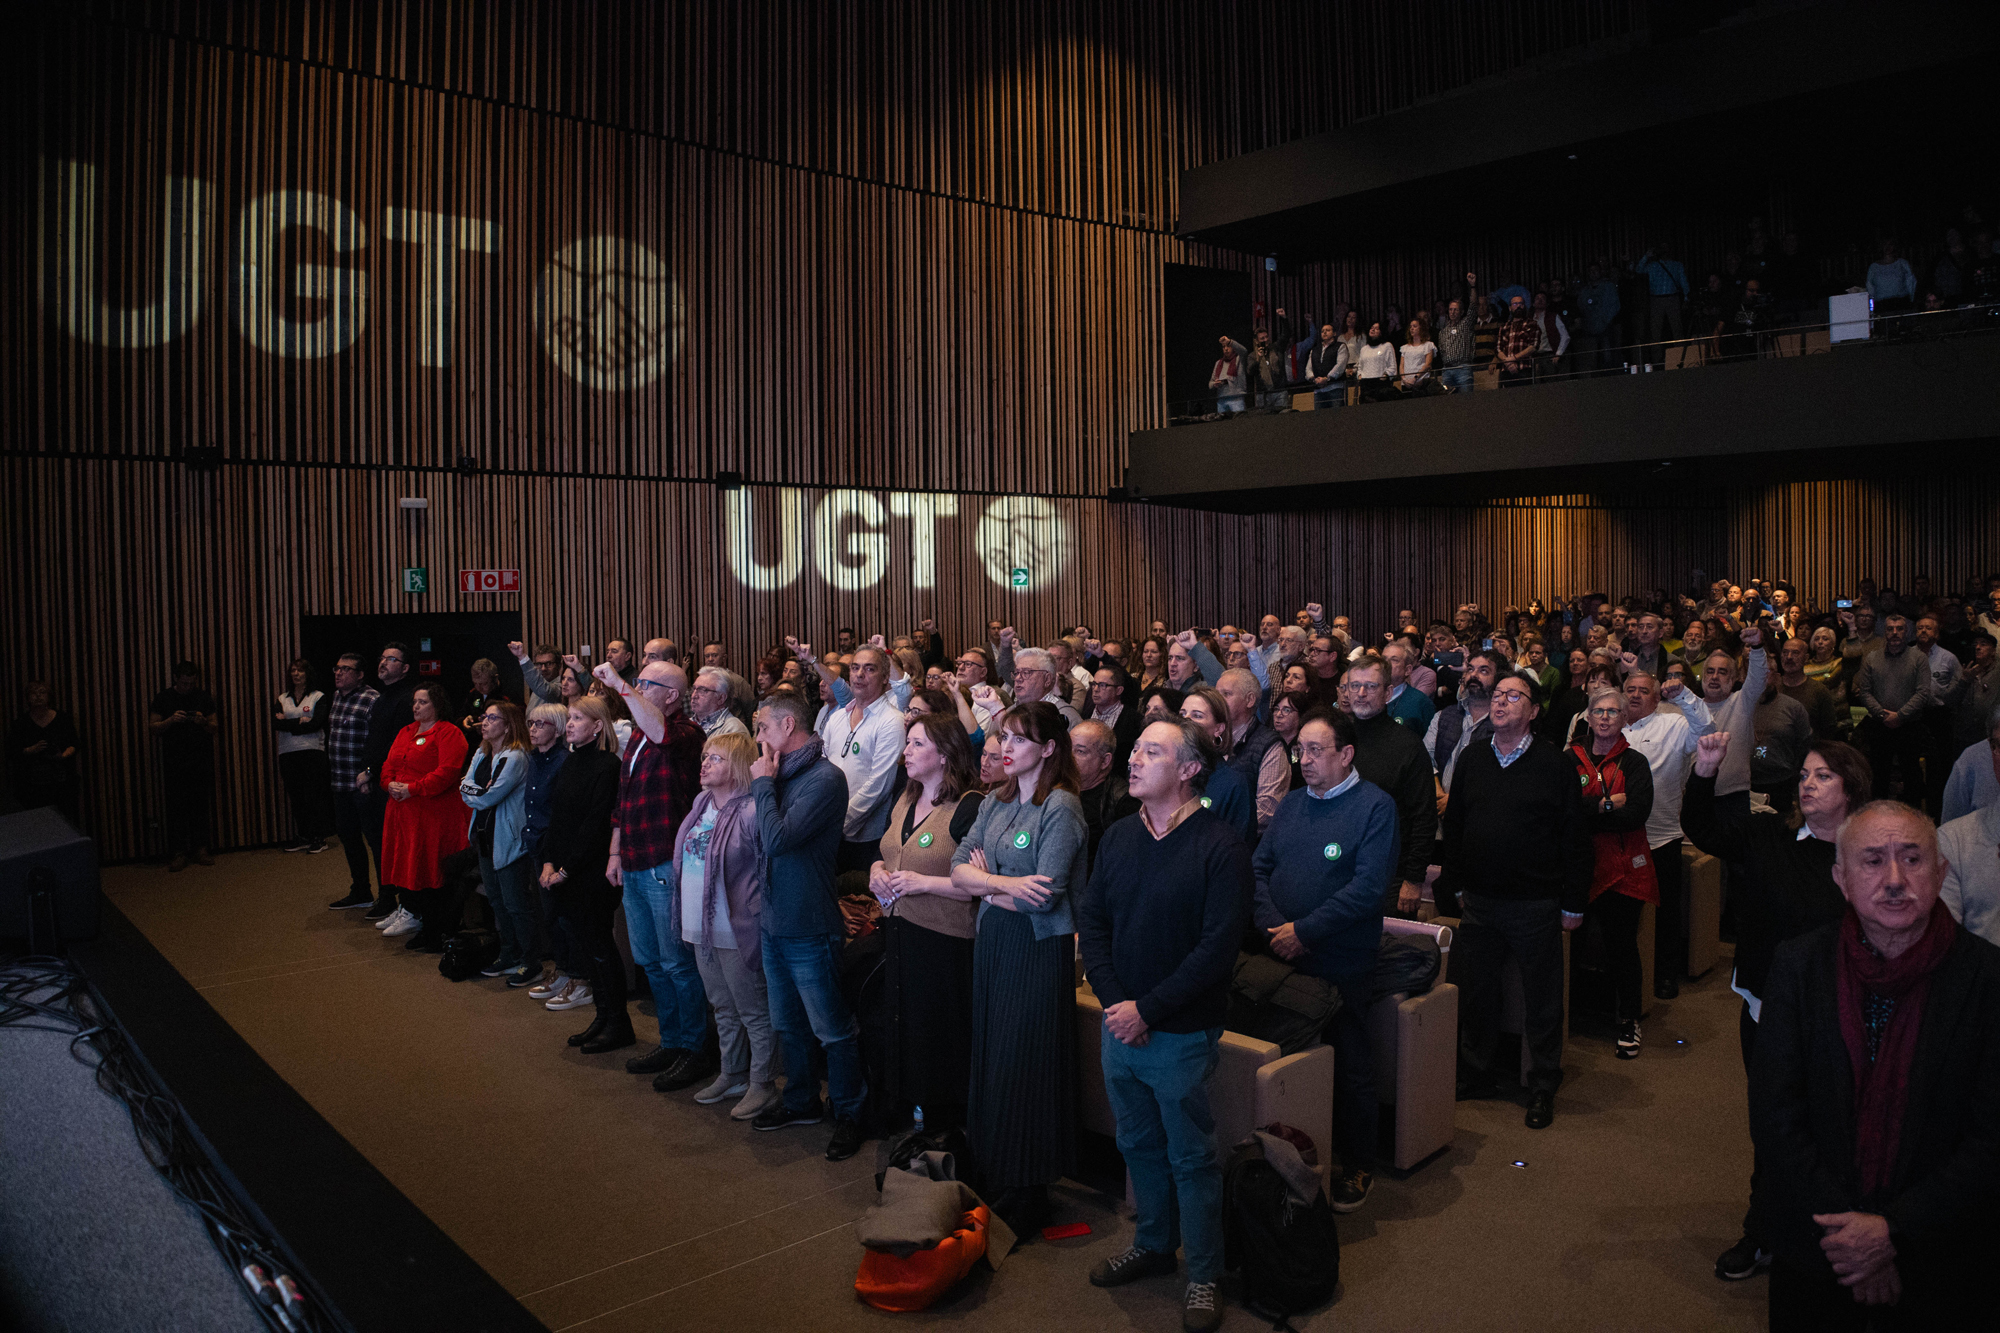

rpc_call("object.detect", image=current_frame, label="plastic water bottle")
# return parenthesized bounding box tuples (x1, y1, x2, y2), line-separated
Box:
(913, 1105, 925, 1132)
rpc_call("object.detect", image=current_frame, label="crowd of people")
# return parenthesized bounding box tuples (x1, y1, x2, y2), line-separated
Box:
(1202, 214, 2000, 412)
(17, 570, 1993, 1329)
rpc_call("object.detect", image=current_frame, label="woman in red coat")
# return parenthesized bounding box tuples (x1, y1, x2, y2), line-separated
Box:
(379, 683, 470, 942)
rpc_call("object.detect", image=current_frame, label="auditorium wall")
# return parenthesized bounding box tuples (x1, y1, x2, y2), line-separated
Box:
(7, 5, 1997, 857)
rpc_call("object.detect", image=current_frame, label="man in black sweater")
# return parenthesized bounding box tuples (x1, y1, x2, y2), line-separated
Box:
(356, 643, 418, 920)
(1077, 718, 1249, 1333)
(1341, 653, 1440, 915)
(1443, 669, 1592, 1129)
(1752, 802, 2000, 1328)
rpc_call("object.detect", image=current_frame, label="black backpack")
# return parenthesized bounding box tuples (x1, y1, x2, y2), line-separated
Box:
(1371, 933, 1441, 1001)
(438, 929, 500, 982)
(1223, 1140, 1340, 1327)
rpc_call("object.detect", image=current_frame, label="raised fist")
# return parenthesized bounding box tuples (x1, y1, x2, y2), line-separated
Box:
(1693, 730, 1730, 778)
(1176, 629, 1198, 650)
(507, 641, 526, 660)
(1306, 602, 1324, 621)
(1740, 622, 1763, 649)
(590, 661, 622, 688)
(999, 627, 1018, 647)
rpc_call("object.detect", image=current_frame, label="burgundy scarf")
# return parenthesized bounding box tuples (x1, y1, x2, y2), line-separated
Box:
(1835, 900, 1958, 1197)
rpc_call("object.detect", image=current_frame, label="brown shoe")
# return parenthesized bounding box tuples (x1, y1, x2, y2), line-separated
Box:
(192, 849, 216, 866)
(168, 855, 189, 873)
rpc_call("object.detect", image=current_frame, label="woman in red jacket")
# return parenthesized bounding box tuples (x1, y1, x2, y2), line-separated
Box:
(1570, 685, 1656, 1061)
(378, 683, 470, 944)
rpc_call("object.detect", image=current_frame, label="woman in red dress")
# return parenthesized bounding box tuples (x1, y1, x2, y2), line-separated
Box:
(379, 683, 470, 945)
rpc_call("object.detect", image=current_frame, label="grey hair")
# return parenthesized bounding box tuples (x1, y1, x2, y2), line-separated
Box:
(1585, 686, 1625, 715)
(1070, 719, 1115, 754)
(528, 702, 569, 728)
(1833, 800, 1939, 865)
(1013, 647, 1054, 675)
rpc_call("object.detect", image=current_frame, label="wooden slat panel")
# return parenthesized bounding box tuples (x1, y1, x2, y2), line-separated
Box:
(11, 457, 1994, 860)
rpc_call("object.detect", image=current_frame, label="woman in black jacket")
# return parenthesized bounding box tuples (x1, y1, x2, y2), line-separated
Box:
(536, 697, 626, 1053)
(1570, 686, 1656, 1060)
(1682, 730, 1871, 1285)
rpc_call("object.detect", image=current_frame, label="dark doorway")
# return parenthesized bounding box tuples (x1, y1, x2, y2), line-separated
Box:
(1164, 262, 1253, 416)
(301, 613, 526, 714)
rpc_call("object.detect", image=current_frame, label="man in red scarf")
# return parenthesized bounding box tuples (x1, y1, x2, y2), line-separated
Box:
(1753, 801, 2000, 1329)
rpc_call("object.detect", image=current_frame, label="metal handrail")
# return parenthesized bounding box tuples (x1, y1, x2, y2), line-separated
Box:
(1168, 298, 2000, 420)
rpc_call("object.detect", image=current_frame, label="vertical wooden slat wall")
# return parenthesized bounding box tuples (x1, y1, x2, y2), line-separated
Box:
(8, 4, 1997, 859)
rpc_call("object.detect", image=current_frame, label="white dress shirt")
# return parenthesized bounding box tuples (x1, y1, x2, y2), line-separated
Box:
(816, 692, 908, 840)
(1621, 689, 1717, 848)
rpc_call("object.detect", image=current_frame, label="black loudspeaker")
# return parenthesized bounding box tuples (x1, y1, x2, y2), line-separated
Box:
(0, 808, 101, 947)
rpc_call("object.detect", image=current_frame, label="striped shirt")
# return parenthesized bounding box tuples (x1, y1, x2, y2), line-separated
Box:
(327, 684, 379, 788)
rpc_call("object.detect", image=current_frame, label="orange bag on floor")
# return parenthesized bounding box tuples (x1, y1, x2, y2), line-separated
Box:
(854, 1206, 990, 1312)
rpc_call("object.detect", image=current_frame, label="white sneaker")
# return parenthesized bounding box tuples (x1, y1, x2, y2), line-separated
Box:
(695, 1073, 750, 1104)
(382, 911, 421, 937)
(528, 973, 569, 999)
(731, 1082, 782, 1121)
(546, 981, 594, 1011)
(374, 907, 409, 932)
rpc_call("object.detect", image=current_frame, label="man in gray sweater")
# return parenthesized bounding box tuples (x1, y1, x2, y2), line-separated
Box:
(1853, 614, 1932, 800)
(747, 690, 865, 1162)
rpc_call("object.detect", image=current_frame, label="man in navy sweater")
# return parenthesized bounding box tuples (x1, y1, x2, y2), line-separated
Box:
(1077, 718, 1250, 1333)
(1254, 708, 1400, 1212)
(1443, 669, 1593, 1130)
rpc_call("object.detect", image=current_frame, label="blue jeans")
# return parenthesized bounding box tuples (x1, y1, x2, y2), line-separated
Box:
(1441, 364, 1473, 394)
(1100, 1025, 1224, 1284)
(763, 932, 865, 1121)
(1312, 384, 1343, 410)
(478, 848, 539, 970)
(622, 865, 709, 1050)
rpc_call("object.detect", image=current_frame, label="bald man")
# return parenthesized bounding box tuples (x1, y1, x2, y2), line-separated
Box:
(1753, 802, 2000, 1329)
(595, 658, 713, 1089)
(643, 638, 679, 666)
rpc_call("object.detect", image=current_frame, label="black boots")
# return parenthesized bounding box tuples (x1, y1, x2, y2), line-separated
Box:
(573, 1006, 636, 1054)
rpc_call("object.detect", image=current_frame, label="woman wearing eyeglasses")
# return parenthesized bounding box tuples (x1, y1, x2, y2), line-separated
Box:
(1571, 686, 1657, 1060)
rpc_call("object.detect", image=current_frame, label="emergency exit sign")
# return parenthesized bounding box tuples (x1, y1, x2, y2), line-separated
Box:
(401, 567, 428, 593)
(459, 568, 521, 594)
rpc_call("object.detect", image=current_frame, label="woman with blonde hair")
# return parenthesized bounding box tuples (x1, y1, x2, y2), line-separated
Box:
(460, 700, 540, 983)
(540, 696, 628, 1052)
(662, 731, 775, 1116)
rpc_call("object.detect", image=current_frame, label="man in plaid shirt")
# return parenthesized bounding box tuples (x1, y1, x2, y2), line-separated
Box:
(1493, 294, 1539, 389)
(325, 652, 381, 910)
(596, 659, 710, 1088)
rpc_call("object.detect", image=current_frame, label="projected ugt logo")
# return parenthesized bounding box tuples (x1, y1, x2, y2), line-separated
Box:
(534, 236, 683, 391)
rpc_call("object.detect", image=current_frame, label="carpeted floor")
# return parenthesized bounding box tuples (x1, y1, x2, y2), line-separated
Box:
(104, 845, 1771, 1332)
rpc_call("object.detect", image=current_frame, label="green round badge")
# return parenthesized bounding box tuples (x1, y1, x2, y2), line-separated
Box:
(917, 832, 934, 848)
(1323, 842, 1342, 861)
(1199, 796, 1213, 809)
(1013, 830, 1031, 849)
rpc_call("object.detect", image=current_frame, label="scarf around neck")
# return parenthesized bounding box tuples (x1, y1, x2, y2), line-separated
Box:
(1835, 899, 1958, 1197)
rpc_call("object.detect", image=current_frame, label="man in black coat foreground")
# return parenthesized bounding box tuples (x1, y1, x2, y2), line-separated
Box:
(1752, 800, 2000, 1330)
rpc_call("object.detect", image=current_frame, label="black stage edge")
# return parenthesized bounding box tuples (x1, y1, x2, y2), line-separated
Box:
(68, 898, 547, 1333)
(1126, 334, 2000, 512)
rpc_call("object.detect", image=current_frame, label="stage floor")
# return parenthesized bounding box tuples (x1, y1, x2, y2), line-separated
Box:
(106, 845, 1768, 1332)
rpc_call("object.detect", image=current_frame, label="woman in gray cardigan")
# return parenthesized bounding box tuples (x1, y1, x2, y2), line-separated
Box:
(950, 702, 1089, 1235)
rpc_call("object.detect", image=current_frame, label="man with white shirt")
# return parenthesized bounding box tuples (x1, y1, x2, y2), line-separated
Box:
(1698, 623, 1770, 810)
(1621, 669, 1717, 998)
(1255, 614, 1285, 674)
(814, 646, 907, 873)
(1010, 648, 1080, 728)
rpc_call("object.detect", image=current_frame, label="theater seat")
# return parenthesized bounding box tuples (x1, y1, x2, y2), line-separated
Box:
(1368, 919, 1459, 1170)
(1075, 984, 1334, 1185)
(1683, 846, 1724, 980)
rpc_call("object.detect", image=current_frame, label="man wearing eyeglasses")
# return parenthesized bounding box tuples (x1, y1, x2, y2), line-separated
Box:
(325, 652, 383, 910)
(1088, 665, 1141, 768)
(1010, 648, 1080, 728)
(1338, 654, 1437, 918)
(356, 643, 419, 920)
(1302, 634, 1344, 710)
(690, 668, 748, 740)
(1444, 669, 1592, 1130)
(595, 659, 712, 1090)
